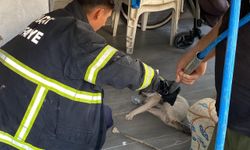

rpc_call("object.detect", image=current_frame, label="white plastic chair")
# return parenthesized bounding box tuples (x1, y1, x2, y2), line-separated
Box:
(112, 0, 182, 54)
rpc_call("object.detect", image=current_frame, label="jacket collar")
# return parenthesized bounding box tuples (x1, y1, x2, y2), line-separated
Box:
(64, 0, 89, 23)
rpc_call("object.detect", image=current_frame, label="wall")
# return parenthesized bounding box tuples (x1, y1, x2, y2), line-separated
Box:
(51, 0, 72, 10)
(0, 0, 116, 47)
(0, 0, 49, 46)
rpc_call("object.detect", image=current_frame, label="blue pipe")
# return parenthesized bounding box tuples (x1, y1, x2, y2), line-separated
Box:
(215, 0, 241, 150)
(131, 0, 140, 9)
(197, 12, 250, 59)
(183, 12, 250, 75)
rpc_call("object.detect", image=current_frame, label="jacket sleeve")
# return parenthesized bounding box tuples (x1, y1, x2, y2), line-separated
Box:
(66, 20, 161, 91)
(91, 46, 161, 91)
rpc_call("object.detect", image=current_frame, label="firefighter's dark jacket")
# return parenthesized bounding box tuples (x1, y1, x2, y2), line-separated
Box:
(0, 1, 160, 149)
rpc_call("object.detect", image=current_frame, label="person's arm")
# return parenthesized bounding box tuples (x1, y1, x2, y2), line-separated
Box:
(72, 22, 179, 105)
(94, 49, 179, 105)
(176, 19, 223, 85)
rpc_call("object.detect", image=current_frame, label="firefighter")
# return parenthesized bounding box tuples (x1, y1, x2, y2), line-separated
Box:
(0, 0, 180, 149)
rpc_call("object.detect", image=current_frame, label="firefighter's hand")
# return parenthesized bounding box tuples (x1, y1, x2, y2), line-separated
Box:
(157, 80, 180, 105)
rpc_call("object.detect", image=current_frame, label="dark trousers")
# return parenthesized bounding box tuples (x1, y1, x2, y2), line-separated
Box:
(208, 125, 250, 150)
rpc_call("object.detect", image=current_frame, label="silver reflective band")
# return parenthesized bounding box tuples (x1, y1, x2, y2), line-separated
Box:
(0, 50, 102, 103)
(85, 45, 117, 84)
(0, 131, 42, 150)
(16, 86, 47, 140)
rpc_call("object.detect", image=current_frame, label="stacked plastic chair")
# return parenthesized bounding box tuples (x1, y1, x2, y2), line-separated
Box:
(112, 0, 182, 54)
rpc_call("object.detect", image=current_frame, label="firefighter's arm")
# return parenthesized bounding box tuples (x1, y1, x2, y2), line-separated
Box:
(95, 50, 180, 105)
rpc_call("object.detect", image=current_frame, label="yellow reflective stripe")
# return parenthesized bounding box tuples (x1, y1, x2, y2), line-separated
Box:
(137, 63, 155, 91)
(0, 131, 43, 150)
(0, 49, 102, 104)
(15, 86, 48, 141)
(84, 45, 117, 84)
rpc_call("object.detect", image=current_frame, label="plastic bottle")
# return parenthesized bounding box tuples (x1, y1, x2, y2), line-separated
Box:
(131, 94, 145, 105)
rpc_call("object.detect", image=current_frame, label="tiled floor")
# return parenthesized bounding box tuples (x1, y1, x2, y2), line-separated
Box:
(98, 6, 216, 150)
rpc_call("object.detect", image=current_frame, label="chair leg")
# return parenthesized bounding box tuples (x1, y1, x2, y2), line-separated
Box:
(141, 12, 149, 31)
(188, 0, 196, 16)
(126, 8, 140, 54)
(111, 11, 115, 29)
(170, 4, 180, 45)
(112, 1, 122, 37)
(181, 0, 184, 13)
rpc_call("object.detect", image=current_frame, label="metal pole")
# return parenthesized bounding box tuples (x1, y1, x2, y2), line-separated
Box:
(215, 0, 241, 149)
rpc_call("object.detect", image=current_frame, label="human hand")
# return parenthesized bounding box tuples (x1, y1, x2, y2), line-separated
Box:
(176, 54, 207, 85)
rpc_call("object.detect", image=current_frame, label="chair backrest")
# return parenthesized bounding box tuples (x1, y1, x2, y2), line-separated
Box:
(199, 0, 229, 26)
